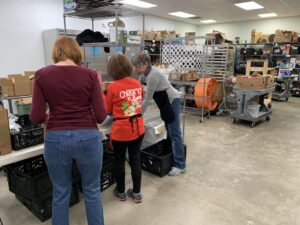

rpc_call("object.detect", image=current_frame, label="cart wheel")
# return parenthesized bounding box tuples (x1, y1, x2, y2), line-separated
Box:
(200, 119, 203, 123)
(286, 98, 289, 102)
(251, 122, 256, 127)
(266, 116, 270, 121)
(207, 115, 210, 119)
(233, 118, 237, 124)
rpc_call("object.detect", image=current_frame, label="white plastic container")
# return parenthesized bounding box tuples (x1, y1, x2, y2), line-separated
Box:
(247, 104, 260, 118)
(142, 118, 167, 148)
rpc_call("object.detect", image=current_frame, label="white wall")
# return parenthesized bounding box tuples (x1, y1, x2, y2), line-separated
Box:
(198, 16, 300, 43)
(0, 0, 197, 76)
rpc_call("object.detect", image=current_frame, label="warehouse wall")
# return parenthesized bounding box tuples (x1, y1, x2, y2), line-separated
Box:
(0, 0, 197, 76)
(198, 16, 300, 43)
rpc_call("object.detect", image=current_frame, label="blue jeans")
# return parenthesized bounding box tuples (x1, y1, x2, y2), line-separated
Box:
(44, 129, 104, 225)
(167, 98, 186, 169)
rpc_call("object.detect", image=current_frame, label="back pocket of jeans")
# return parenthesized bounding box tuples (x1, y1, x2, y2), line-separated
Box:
(78, 135, 101, 159)
(44, 138, 60, 161)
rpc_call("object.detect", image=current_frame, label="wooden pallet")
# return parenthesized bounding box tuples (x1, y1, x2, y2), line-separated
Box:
(246, 59, 273, 106)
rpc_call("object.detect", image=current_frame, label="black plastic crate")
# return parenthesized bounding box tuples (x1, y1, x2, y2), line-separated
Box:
(16, 183, 80, 222)
(15, 114, 32, 127)
(7, 155, 52, 200)
(11, 127, 44, 150)
(102, 135, 111, 152)
(141, 140, 187, 177)
(101, 154, 115, 192)
(7, 156, 79, 200)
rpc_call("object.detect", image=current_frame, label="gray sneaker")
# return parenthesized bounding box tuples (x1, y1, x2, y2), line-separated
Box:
(127, 188, 143, 203)
(115, 187, 126, 201)
(168, 167, 186, 176)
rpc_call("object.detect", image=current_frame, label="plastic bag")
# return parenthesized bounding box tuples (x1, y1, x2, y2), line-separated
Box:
(8, 113, 22, 133)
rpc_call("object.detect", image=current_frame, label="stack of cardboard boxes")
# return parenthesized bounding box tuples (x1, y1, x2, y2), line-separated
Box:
(127, 30, 179, 43)
(0, 71, 35, 97)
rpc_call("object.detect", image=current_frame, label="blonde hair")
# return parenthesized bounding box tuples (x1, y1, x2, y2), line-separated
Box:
(52, 36, 83, 65)
(107, 54, 133, 80)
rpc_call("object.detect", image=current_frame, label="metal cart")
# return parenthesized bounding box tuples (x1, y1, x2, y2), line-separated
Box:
(272, 75, 298, 102)
(231, 87, 274, 127)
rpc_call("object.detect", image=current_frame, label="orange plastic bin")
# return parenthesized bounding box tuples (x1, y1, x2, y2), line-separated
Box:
(194, 77, 218, 111)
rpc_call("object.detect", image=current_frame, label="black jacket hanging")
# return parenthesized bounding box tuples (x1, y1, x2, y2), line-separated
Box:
(76, 29, 110, 53)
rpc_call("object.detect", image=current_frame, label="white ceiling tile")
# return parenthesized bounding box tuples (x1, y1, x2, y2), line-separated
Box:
(124, 0, 300, 24)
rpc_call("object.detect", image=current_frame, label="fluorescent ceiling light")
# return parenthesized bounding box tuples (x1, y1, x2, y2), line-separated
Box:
(235, 1, 264, 10)
(258, 13, 277, 18)
(119, 0, 157, 8)
(168, 11, 196, 18)
(201, 19, 216, 24)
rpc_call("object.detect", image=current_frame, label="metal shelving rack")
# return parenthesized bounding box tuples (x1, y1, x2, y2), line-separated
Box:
(235, 42, 300, 74)
(235, 42, 300, 102)
(205, 44, 235, 115)
(161, 36, 235, 123)
(63, 3, 145, 77)
(1, 95, 32, 114)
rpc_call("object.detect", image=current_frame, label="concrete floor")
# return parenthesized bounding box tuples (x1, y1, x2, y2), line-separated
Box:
(1, 97, 300, 225)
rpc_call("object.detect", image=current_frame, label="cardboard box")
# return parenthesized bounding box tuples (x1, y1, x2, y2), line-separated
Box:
(24, 71, 36, 94)
(144, 31, 156, 40)
(212, 81, 224, 103)
(264, 75, 275, 88)
(168, 73, 182, 81)
(274, 30, 293, 43)
(251, 29, 271, 44)
(185, 32, 196, 45)
(0, 107, 12, 155)
(206, 31, 232, 44)
(181, 71, 198, 81)
(0, 78, 15, 97)
(8, 74, 31, 96)
(235, 76, 266, 90)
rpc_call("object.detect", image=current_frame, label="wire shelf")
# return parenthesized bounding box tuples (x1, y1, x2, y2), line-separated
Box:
(64, 4, 143, 19)
(82, 42, 142, 48)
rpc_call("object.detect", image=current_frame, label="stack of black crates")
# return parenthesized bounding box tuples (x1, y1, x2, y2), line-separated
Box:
(10, 114, 44, 150)
(141, 139, 187, 177)
(6, 155, 80, 221)
(6, 136, 115, 222)
(101, 136, 115, 191)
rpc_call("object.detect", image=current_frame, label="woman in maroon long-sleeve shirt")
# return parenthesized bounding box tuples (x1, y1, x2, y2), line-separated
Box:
(30, 37, 106, 225)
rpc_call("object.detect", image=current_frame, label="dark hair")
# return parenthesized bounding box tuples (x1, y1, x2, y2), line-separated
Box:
(107, 54, 133, 80)
(52, 36, 83, 65)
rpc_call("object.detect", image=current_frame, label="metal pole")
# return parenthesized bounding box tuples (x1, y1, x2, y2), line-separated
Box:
(142, 14, 145, 49)
(91, 18, 95, 31)
(160, 39, 162, 65)
(83, 46, 87, 67)
(115, 4, 119, 45)
(63, 15, 67, 35)
(201, 78, 205, 122)
(183, 94, 186, 143)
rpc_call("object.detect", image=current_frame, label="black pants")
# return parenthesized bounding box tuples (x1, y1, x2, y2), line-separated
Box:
(112, 134, 144, 194)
